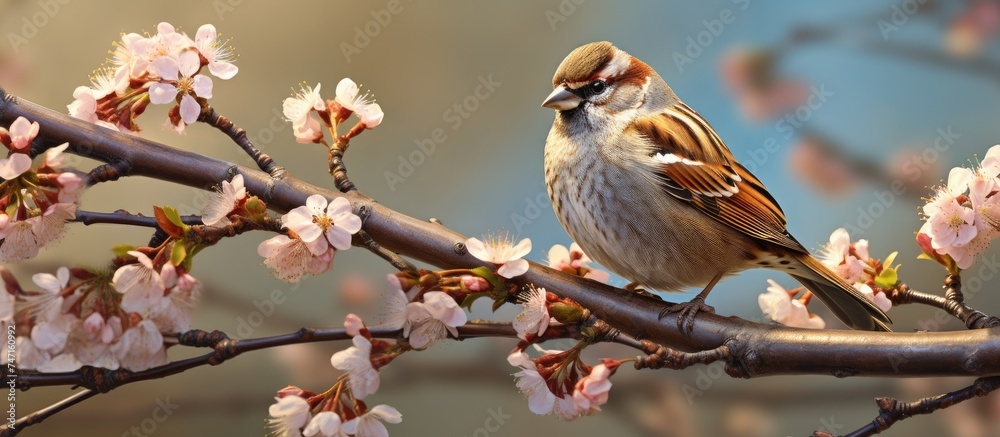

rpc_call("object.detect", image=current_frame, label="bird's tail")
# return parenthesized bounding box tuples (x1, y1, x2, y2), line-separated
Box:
(787, 254, 892, 331)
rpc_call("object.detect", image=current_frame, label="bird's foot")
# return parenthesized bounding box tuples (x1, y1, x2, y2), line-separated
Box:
(658, 296, 715, 334)
(624, 282, 660, 300)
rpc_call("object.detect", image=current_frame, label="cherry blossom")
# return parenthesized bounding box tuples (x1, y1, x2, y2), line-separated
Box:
(466, 234, 531, 278)
(330, 335, 380, 399)
(547, 242, 610, 283)
(573, 363, 614, 415)
(149, 49, 214, 129)
(303, 411, 346, 437)
(856, 283, 892, 313)
(268, 395, 312, 437)
(403, 291, 467, 349)
(513, 287, 550, 340)
(335, 78, 384, 128)
(282, 195, 362, 256)
(194, 24, 239, 80)
(344, 313, 365, 337)
(820, 228, 870, 284)
(758, 280, 825, 329)
(113, 251, 165, 315)
(258, 235, 334, 282)
(509, 350, 557, 414)
(919, 147, 1000, 269)
(0, 220, 39, 261)
(283, 83, 327, 144)
(202, 174, 246, 226)
(341, 404, 402, 437)
(110, 319, 168, 371)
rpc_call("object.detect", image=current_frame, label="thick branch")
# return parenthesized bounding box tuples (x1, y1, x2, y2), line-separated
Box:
(4, 90, 1000, 377)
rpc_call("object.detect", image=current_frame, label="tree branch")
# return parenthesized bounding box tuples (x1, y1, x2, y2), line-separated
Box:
(1, 390, 97, 437)
(3, 88, 1000, 380)
(816, 376, 1000, 437)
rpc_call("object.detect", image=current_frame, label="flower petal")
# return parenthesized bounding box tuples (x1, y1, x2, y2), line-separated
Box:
(149, 83, 179, 105)
(0, 154, 32, 180)
(192, 74, 213, 99)
(498, 259, 530, 278)
(179, 94, 201, 124)
(465, 237, 490, 262)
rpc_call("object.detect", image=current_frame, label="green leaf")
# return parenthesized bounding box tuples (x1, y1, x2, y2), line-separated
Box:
(171, 243, 188, 266)
(916, 253, 935, 261)
(112, 244, 136, 258)
(460, 292, 490, 311)
(153, 206, 186, 238)
(875, 267, 898, 289)
(884, 251, 898, 269)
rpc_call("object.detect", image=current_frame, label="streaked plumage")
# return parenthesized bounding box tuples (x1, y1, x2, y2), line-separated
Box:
(542, 41, 890, 331)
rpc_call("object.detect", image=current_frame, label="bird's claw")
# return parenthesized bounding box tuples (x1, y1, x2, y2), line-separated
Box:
(658, 297, 715, 334)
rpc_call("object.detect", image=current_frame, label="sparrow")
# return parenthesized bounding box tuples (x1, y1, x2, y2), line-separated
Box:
(541, 41, 891, 332)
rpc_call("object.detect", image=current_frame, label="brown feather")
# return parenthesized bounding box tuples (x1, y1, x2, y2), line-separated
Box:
(630, 105, 806, 252)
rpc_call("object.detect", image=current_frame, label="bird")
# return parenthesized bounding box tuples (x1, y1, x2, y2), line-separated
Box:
(541, 41, 891, 332)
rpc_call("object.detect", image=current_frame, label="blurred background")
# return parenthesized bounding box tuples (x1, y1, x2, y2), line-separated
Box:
(3, 0, 1000, 435)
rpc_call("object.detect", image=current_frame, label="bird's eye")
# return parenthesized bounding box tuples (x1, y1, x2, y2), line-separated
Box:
(589, 80, 608, 94)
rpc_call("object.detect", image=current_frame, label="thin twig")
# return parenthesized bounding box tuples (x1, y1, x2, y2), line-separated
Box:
(199, 106, 284, 178)
(815, 376, 1000, 437)
(74, 210, 202, 228)
(0, 389, 97, 436)
(891, 279, 1000, 329)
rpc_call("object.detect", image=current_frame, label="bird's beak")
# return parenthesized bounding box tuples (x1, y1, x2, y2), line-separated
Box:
(541, 85, 582, 110)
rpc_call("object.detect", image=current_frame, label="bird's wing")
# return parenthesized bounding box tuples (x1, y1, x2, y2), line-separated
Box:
(628, 102, 807, 253)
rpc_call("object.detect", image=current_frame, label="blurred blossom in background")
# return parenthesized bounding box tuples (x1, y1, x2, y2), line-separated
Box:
(4, 0, 1000, 435)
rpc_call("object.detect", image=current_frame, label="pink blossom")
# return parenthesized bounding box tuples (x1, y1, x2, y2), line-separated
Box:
(513, 287, 549, 340)
(344, 313, 365, 337)
(110, 319, 168, 371)
(113, 251, 166, 315)
(149, 49, 213, 128)
(546, 242, 610, 283)
(303, 411, 345, 437)
(7, 116, 39, 151)
(282, 195, 362, 256)
(856, 283, 892, 313)
(194, 24, 238, 80)
(0, 220, 39, 262)
(330, 335, 380, 399)
(335, 78, 384, 128)
(202, 174, 246, 226)
(341, 404, 402, 437)
(0, 153, 31, 180)
(403, 292, 467, 349)
(466, 234, 531, 278)
(820, 228, 870, 284)
(508, 350, 557, 414)
(460, 275, 490, 291)
(258, 235, 334, 282)
(268, 395, 312, 437)
(573, 364, 613, 415)
(283, 83, 327, 144)
(758, 280, 825, 329)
